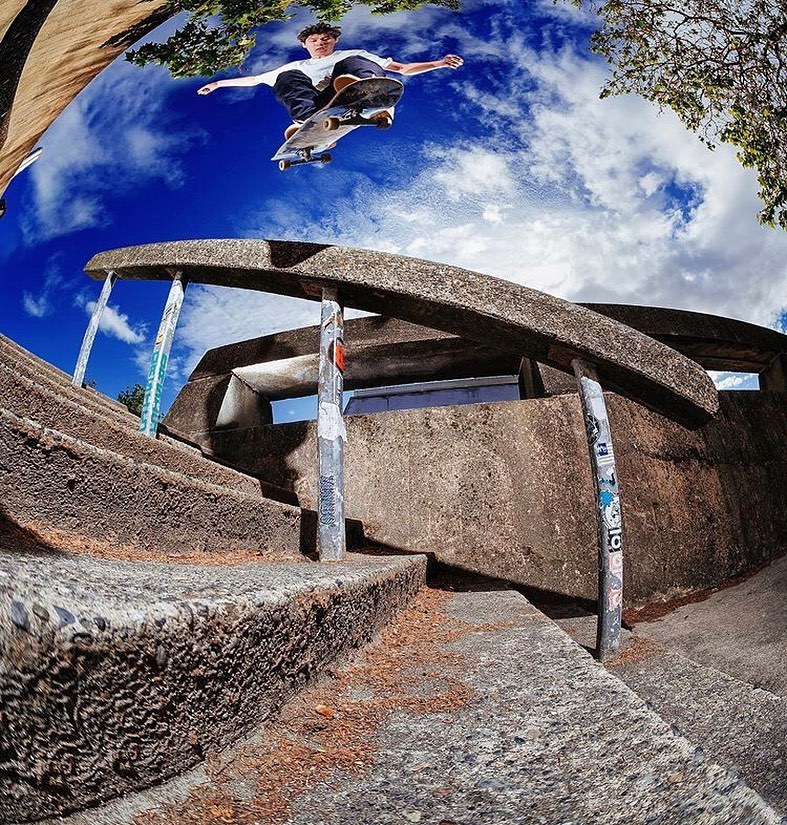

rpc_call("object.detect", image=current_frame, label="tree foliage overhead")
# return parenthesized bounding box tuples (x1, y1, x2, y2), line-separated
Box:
(578, 0, 787, 229)
(126, 0, 458, 79)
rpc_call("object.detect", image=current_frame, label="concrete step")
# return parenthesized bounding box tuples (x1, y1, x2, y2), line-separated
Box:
(0, 408, 306, 559)
(557, 553, 787, 816)
(0, 335, 135, 425)
(0, 541, 426, 822)
(609, 644, 787, 814)
(0, 359, 278, 503)
(47, 580, 783, 825)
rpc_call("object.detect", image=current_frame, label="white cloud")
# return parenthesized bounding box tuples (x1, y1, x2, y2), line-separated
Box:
(94, 303, 146, 344)
(21, 263, 63, 318)
(22, 292, 50, 318)
(74, 293, 146, 344)
(22, 59, 200, 242)
(708, 371, 759, 391)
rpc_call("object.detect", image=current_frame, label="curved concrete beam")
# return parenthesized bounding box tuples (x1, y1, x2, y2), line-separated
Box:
(583, 304, 787, 374)
(85, 240, 718, 428)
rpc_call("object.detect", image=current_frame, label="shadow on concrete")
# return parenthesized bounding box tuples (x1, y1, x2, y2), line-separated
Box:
(0, 504, 63, 557)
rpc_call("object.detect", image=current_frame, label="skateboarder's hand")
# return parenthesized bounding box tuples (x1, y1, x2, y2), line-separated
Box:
(442, 55, 463, 69)
(197, 82, 219, 95)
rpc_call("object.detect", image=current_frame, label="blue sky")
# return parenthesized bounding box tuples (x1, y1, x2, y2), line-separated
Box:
(1, 0, 786, 416)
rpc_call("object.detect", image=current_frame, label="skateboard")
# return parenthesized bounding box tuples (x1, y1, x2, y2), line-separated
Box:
(272, 77, 404, 171)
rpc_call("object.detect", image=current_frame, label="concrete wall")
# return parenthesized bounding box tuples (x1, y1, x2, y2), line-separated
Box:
(204, 391, 787, 605)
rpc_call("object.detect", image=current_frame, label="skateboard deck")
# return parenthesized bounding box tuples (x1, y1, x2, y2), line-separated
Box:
(272, 77, 404, 170)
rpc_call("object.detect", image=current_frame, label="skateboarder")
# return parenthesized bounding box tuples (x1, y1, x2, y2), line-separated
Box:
(197, 22, 463, 136)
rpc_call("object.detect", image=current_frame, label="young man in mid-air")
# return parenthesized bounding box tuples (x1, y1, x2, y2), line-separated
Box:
(198, 22, 463, 138)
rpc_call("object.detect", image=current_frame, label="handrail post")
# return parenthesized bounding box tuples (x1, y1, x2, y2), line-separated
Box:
(317, 286, 346, 560)
(572, 359, 623, 660)
(72, 271, 117, 388)
(140, 272, 187, 437)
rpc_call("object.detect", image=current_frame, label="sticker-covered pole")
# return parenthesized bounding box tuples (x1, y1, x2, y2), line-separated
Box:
(72, 271, 117, 388)
(572, 359, 623, 661)
(317, 286, 346, 560)
(140, 272, 187, 437)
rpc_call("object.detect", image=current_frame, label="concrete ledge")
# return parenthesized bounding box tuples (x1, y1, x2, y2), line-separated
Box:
(84, 240, 718, 428)
(282, 586, 780, 823)
(0, 548, 426, 821)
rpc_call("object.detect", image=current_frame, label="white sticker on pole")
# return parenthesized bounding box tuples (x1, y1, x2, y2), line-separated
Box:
(318, 401, 347, 441)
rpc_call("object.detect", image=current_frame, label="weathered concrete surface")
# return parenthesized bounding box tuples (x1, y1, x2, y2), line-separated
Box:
(630, 552, 787, 697)
(570, 554, 787, 815)
(1, 0, 168, 195)
(611, 648, 787, 815)
(0, 334, 292, 504)
(206, 391, 787, 604)
(56, 583, 783, 825)
(0, 408, 308, 560)
(85, 240, 718, 428)
(583, 303, 787, 377)
(0, 544, 426, 822)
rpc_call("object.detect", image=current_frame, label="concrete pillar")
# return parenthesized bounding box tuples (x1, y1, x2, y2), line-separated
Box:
(140, 272, 187, 437)
(760, 352, 787, 392)
(518, 357, 546, 399)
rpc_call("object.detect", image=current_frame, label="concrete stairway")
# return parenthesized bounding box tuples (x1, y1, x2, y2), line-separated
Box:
(0, 542, 426, 822)
(608, 553, 787, 815)
(0, 335, 317, 559)
(41, 577, 783, 825)
(0, 337, 427, 822)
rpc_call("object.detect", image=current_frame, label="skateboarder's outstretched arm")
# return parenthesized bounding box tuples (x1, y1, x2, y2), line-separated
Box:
(387, 54, 463, 75)
(197, 74, 272, 94)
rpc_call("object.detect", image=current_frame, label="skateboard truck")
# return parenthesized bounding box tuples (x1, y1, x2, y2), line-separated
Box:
(323, 110, 393, 132)
(278, 148, 333, 171)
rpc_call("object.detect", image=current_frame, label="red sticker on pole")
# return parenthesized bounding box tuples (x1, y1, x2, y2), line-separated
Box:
(334, 340, 345, 372)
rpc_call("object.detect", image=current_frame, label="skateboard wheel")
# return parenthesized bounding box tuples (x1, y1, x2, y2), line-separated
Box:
(278, 160, 292, 171)
(320, 154, 332, 164)
(375, 115, 393, 130)
(324, 117, 341, 131)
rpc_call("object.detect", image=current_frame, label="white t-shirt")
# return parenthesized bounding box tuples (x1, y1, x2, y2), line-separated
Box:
(255, 50, 393, 90)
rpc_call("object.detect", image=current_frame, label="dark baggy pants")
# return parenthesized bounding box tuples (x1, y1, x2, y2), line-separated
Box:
(273, 56, 387, 122)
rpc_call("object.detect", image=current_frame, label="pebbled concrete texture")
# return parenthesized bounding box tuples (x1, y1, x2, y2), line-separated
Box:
(84, 239, 718, 428)
(610, 647, 787, 815)
(0, 336, 280, 502)
(285, 589, 780, 825)
(58, 582, 783, 825)
(0, 546, 426, 822)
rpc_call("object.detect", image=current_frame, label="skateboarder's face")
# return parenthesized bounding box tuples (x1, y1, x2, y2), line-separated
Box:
(303, 33, 338, 59)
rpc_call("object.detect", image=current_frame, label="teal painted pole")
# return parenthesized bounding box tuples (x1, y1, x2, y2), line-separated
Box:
(72, 272, 117, 389)
(140, 272, 187, 437)
(572, 359, 623, 661)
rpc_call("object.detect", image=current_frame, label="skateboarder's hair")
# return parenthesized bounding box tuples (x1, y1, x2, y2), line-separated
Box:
(297, 23, 341, 43)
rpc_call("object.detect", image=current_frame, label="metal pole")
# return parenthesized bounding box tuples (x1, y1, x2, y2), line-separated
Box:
(72, 271, 117, 388)
(140, 272, 187, 437)
(572, 359, 623, 661)
(317, 286, 346, 560)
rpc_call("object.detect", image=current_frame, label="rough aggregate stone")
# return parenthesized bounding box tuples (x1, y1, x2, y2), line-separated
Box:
(0, 550, 426, 822)
(280, 589, 780, 825)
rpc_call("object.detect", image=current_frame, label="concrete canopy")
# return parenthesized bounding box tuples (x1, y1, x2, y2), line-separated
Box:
(85, 239, 718, 428)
